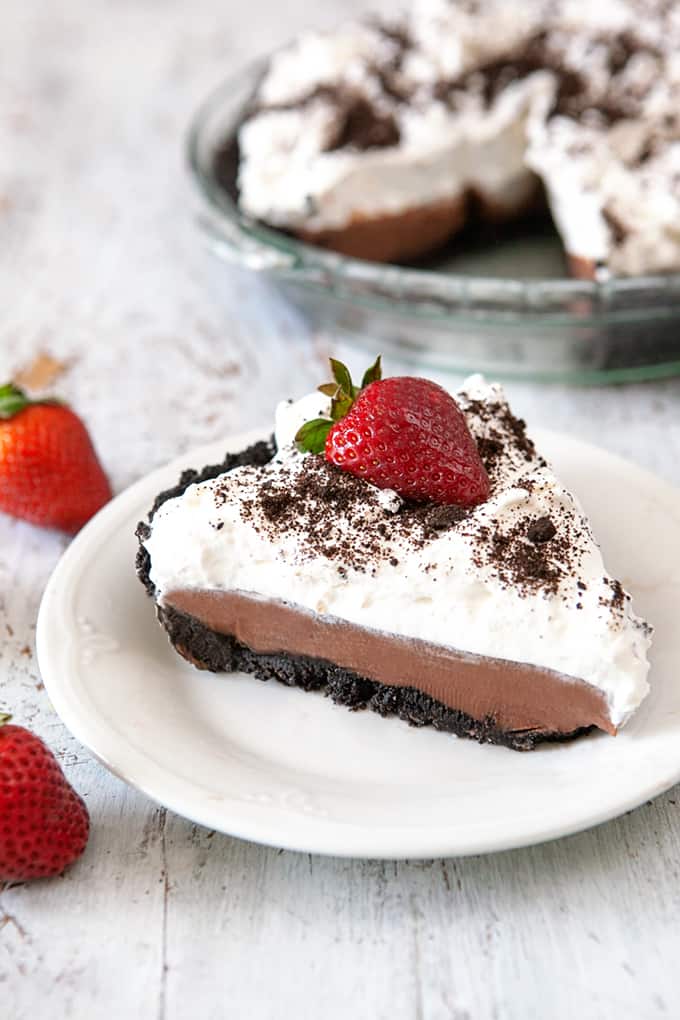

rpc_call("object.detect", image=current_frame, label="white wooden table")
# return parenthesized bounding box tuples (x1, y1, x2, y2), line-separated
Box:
(2, 2, 680, 1017)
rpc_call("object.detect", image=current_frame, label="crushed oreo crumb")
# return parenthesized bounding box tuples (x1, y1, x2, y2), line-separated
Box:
(419, 504, 469, 536)
(324, 93, 401, 152)
(600, 577, 629, 611)
(462, 395, 536, 472)
(242, 457, 395, 572)
(435, 31, 584, 115)
(472, 515, 570, 595)
(527, 517, 557, 544)
(477, 436, 504, 473)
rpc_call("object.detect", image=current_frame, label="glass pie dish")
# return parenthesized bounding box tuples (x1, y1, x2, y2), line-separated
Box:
(186, 60, 680, 384)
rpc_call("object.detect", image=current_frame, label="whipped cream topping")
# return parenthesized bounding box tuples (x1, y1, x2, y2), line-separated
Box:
(143, 377, 651, 727)
(236, 0, 680, 275)
(527, 116, 680, 275)
(237, 12, 549, 232)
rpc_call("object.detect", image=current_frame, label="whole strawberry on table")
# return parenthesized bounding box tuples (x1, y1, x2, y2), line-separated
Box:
(0, 714, 90, 881)
(0, 382, 111, 533)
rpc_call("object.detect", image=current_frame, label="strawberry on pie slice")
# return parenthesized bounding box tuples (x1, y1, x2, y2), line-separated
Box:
(297, 357, 490, 507)
(136, 361, 651, 751)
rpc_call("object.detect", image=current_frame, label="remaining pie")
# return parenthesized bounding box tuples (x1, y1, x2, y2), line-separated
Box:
(234, 0, 680, 275)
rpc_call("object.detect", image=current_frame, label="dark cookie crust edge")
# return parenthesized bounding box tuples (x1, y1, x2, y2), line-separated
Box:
(135, 440, 592, 753)
(135, 438, 276, 598)
(157, 602, 592, 753)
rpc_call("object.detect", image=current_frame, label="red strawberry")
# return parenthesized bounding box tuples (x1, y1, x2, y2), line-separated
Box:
(0, 383, 112, 533)
(296, 357, 489, 507)
(0, 714, 90, 881)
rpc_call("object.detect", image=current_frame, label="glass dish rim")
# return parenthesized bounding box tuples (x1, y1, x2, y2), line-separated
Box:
(186, 58, 680, 327)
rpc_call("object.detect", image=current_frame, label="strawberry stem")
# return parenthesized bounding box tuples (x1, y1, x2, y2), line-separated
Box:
(0, 712, 13, 727)
(298, 355, 382, 454)
(0, 384, 32, 420)
(0, 383, 62, 420)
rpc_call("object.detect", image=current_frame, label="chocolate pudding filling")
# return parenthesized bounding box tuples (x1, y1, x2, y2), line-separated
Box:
(162, 588, 614, 738)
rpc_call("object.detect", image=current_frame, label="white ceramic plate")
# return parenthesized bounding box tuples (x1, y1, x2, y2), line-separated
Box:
(37, 429, 680, 859)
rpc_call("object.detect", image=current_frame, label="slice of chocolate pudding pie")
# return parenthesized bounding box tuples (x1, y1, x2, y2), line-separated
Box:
(136, 361, 651, 751)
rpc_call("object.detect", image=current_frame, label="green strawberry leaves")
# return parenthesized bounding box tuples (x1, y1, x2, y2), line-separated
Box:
(0, 384, 31, 420)
(0, 383, 62, 420)
(295, 355, 383, 454)
(329, 358, 355, 398)
(295, 418, 333, 455)
(360, 355, 382, 390)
